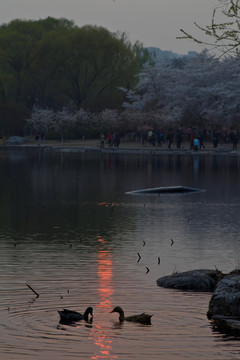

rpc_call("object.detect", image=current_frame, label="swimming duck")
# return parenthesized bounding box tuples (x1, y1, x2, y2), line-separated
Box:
(58, 306, 93, 323)
(110, 306, 152, 325)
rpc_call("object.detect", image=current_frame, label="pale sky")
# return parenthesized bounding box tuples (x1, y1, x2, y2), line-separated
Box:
(0, 0, 218, 54)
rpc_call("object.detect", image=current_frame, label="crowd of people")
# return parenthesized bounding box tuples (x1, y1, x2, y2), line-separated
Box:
(138, 128, 206, 150)
(100, 131, 120, 148)
(99, 128, 239, 151)
(138, 128, 239, 151)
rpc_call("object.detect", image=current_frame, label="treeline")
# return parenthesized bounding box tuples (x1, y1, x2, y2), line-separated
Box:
(123, 52, 240, 132)
(0, 17, 149, 136)
(27, 51, 240, 142)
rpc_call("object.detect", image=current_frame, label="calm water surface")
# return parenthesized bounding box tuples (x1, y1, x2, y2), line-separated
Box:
(1, 149, 240, 359)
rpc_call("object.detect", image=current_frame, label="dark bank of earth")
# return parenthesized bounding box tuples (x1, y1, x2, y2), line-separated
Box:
(157, 269, 240, 334)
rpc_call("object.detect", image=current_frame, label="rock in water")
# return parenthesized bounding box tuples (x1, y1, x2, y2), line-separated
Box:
(156, 269, 221, 292)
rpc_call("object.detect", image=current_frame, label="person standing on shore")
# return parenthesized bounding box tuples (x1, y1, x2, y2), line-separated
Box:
(100, 132, 105, 148)
(167, 130, 174, 149)
(231, 130, 238, 150)
(176, 130, 182, 149)
(193, 138, 199, 151)
(212, 130, 219, 148)
(148, 129, 153, 144)
(114, 131, 120, 147)
(142, 132, 147, 145)
(190, 132, 195, 150)
(107, 132, 112, 147)
(199, 132, 205, 149)
(157, 130, 162, 146)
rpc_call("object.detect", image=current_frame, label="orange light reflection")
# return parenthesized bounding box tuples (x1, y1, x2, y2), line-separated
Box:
(89, 237, 117, 360)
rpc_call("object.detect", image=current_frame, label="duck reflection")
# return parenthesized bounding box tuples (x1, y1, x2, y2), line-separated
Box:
(90, 236, 116, 359)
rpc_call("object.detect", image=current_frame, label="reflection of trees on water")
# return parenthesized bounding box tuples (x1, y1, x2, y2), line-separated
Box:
(1, 151, 240, 242)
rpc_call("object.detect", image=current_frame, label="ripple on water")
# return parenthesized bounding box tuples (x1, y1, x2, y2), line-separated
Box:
(1, 152, 240, 359)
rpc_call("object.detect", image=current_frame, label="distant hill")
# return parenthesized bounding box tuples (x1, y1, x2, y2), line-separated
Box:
(147, 47, 197, 64)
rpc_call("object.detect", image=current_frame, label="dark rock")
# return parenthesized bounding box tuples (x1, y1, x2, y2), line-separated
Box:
(156, 269, 221, 292)
(207, 271, 240, 320)
(157, 268, 240, 333)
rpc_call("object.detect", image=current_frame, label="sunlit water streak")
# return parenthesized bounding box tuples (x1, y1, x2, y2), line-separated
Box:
(1, 150, 240, 359)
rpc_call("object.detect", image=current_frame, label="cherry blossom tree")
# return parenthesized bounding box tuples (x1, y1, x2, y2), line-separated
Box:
(26, 107, 79, 142)
(52, 109, 79, 142)
(122, 52, 240, 130)
(26, 108, 55, 134)
(27, 53, 240, 139)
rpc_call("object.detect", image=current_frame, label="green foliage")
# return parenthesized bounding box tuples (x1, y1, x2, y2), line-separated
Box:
(0, 17, 145, 135)
(0, 101, 27, 136)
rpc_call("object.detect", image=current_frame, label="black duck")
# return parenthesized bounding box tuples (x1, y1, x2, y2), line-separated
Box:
(110, 306, 152, 325)
(58, 306, 93, 323)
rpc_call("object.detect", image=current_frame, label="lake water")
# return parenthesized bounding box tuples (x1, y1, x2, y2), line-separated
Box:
(1, 149, 240, 360)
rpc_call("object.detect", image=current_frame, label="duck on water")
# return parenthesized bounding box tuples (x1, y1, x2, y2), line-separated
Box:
(58, 306, 93, 324)
(110, 306, 153, 325)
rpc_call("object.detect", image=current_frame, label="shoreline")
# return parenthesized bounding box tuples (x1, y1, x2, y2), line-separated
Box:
(0, 139, 239, 156)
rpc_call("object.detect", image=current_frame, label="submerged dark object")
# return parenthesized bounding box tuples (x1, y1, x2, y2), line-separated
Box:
(126, 185, 203, 195)
(58, 306, 93, 324)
